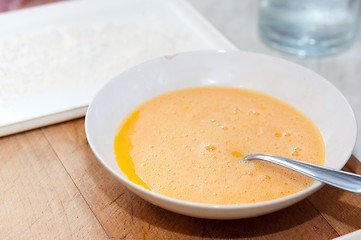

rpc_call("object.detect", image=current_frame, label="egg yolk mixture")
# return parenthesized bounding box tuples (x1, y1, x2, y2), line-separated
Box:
(114, 86, 325, 204)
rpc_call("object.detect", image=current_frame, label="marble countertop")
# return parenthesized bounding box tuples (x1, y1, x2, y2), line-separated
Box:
(189, 0, 361, 160)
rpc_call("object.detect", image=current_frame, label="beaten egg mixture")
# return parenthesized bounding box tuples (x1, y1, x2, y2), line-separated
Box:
(114, 86, 324, 204)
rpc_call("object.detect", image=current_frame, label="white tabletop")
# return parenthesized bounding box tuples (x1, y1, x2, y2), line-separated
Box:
(189, 0, 361, 160)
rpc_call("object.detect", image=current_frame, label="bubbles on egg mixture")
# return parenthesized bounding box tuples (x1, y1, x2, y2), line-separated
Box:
(220, 125, 228, 130)
(231, 151, 243, 158)
(204, 144, 216, 152)
(291, 147, 302, 157)
(274, 132, 282, 138)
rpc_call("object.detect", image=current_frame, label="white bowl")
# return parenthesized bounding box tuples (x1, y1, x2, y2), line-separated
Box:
(85, 50, 357, 219)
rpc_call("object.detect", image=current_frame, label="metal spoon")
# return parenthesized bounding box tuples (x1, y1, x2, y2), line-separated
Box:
(243, 154, 361, 193)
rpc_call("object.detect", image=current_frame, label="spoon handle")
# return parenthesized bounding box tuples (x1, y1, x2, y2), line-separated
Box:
(243, 154, 361, 193)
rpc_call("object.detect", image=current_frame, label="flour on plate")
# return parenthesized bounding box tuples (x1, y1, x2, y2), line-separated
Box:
(0, 23, 188, 106)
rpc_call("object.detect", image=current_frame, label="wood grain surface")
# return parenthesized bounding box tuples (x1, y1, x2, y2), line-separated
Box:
(1, 118, 360, 239)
